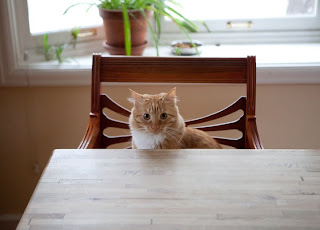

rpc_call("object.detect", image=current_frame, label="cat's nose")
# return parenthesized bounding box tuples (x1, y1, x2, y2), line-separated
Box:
(151, 125, 160, 130)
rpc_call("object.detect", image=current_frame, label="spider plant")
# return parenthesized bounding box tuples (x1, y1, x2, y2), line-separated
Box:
(64, 0, 198, 56)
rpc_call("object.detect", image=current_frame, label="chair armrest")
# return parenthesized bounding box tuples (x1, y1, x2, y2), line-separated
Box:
(246, 117, 264, 149)
(78, 113, 101, 149)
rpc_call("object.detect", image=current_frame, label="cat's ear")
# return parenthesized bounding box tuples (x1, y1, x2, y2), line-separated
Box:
(163, 87, 177, 103)
(128, 89, 143, 104)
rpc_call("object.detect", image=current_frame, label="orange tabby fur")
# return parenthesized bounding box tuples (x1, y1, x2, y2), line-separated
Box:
(129, 88, 221, 149)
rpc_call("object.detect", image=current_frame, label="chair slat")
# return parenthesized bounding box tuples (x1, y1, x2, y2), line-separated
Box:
(192, 115, 245, 132)
(102, 134, 132, 148)
(185, 97, 246, 126)
(101, 114, 130, 129)
(215, 137, 245, 149)
(101, 94, 131, 117)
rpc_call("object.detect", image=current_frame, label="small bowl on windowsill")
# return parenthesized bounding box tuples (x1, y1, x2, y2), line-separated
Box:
(171, 40, 203, 56)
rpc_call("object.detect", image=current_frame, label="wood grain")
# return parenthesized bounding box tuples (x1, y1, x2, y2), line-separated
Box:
(100, 57, 248, 83)
(17, 149, 320, 230)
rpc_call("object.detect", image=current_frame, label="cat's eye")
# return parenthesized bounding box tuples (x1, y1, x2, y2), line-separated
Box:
(143, 113, 151, 120)
(160, 113, 168, 120)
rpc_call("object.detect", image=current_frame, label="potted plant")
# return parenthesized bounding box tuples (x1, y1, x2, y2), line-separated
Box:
(64, 0, 198, 56)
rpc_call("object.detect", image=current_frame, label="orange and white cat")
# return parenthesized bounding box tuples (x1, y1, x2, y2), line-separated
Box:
(128, 88, 221, 149)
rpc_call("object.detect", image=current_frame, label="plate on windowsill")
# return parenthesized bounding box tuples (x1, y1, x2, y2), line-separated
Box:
(171, 40, 203, 56)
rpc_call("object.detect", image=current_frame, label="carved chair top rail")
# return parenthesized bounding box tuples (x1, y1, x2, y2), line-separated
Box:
(99, 57, 248, 84)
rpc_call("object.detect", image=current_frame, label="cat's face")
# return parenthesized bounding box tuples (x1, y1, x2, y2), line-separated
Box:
(129, 88, 180, 135)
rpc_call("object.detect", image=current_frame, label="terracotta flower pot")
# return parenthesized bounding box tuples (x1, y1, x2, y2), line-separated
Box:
(99, 8, 151, 55)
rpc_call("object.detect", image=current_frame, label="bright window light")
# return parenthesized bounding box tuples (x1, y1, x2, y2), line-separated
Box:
(173, 0, 317, 20)
(27, 0, 102, 34)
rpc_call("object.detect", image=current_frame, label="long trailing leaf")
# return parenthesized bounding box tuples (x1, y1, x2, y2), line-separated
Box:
(154, 10, 161, 40)
(165, 0, 182, 8)
(199, 20, 211, 32)
(141, 10, 159, 56)
(166, 5, 198, 32)
(122, 5, 131, 55)
(145, 5, 161, 39)
(161, 10, 199, 55)
(63, 3, 96, 15)
(147, 2, 198, 34)
(86, 4, 95, 12)
(150, 7, 199, 47)
(179, 19, 198, 33)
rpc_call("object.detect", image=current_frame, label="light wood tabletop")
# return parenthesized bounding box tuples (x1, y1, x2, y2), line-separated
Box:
(17, 149, 320, 230)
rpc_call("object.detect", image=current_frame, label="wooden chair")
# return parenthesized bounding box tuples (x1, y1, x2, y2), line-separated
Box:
(79, 54, 263, 149)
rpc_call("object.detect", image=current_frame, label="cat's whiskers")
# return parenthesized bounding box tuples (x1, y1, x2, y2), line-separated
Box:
(165, 126, 187, 148)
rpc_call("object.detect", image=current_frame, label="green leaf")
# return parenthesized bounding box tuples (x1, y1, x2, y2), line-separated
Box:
(180, 20, 198, 33)
(154, 11, 161, 40)
(199, 20, 211, 32)
(166, 6, 198, 32)
(122, 5, 131, 56)
(162, 10, 199, 55)
(63, 3, 95, 15)
(142, 10, 159, 56)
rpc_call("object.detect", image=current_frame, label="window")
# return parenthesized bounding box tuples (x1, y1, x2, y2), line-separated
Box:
(10, 0, 320, 53)
(1, 0, 320, 86)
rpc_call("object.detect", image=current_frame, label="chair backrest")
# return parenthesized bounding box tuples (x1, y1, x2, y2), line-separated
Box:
(80, 54, 263, 149)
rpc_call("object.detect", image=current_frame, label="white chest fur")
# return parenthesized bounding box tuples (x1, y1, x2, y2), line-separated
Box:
(132, 130, 165, 149)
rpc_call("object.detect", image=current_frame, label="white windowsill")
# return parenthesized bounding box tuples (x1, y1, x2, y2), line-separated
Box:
(3, 43, 320, 86)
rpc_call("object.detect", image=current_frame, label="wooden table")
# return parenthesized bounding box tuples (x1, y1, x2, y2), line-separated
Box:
(17, 149, 320, 230)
